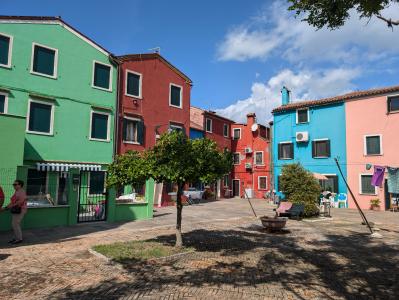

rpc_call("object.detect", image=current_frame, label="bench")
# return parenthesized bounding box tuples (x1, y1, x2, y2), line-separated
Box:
(274, 202, 304, 220)
(274, 201, 292, 216)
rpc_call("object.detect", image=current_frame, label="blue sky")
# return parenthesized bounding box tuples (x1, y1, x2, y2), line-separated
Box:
(3, 0, 399, 123)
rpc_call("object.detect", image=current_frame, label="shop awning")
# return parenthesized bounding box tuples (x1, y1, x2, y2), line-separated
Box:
(36, 163, 102, 172)
(313, 173, 328, 180)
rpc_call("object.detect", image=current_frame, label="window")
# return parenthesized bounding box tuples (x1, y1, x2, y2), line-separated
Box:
(170, 84, 182, 108)
(0, 33, 12, 68)
(123, 117, 144, 144)
(26, 169, 48, 197)
(258, 176, 267, 190)
(388, 96, 399, 113)
(320, 175, 339, 193)
(223, 124, 229, 137)
(233, 153, 240, 165)
(90, 111, 110, 141)
(296, 108, 309, 124)
(27, 100, 54, 135)
(278, 142, 293, 160)
(126, 70, 142, 98)
(0, 92, 8, 114)
(365, 135, 382, 155)
(93, 61, 112, 91)
(360, 175, 376, 195)
(233, 128, 241, 140)
(223, 174, 229, 187)
(169, 123, 184, 133)
(206, 118, 212, 133)
(89, 171, 106, 195)
(31, 43, 58, 78)
(255, 151, 264, 165)
(312, 139, 331, 158)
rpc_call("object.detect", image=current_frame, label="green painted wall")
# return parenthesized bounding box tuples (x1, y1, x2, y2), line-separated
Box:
(114, 203, 151, 222)
(0, 22, 117, 164)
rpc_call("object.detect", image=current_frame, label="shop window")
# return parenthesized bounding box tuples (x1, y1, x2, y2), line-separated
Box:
(31, 43, 58, 78)
(89, 171, 105, 195)
(27, 100, 54, 135)
(126, 70, 141, 98)
(90, 111, 110, 141)
(93, 61, 112, 90)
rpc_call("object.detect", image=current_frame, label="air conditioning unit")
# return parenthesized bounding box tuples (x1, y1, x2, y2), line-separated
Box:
(245, 163, 252, 169)
(244, 147, 253, 154)
(296, 131, 309, 142)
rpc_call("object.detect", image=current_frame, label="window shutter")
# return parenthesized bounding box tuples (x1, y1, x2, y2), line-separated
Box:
(122, 119, 127, 141)
(137, 120, 144, 145)
(312, 141, 316, 158)
(289, 143, 294, 159)
(326, 140, 331, 157)
(278, 144, 282, 159)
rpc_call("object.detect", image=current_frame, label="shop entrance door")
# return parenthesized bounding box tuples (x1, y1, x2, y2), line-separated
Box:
(232, 179, 240, 197)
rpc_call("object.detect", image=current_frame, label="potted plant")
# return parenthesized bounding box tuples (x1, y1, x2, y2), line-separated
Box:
(370, 198, 381, 211)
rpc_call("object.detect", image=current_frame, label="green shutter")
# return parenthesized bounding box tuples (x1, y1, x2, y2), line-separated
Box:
(91, 113, 108, 140)
(0, 94, 5, 113)
(127, 73, 140, 96)
(28, 102, 52, 133)
(137, 120, 144, 145)
(94, 63, 111, 89)
(0, 35, 10, 65)
(33, 45, 56, 76)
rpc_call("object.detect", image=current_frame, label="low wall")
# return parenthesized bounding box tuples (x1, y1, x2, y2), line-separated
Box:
(114, 202, 151, 222)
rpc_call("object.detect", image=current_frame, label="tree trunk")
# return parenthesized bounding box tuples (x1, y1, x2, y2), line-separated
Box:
(175, 182, 184, 247)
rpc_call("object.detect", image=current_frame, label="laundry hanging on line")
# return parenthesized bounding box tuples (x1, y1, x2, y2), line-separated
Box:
(387, 167, 399, 194)
(371, 165, 385, 187)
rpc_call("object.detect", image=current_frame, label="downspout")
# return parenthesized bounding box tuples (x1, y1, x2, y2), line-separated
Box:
(109, 55, 122, 161)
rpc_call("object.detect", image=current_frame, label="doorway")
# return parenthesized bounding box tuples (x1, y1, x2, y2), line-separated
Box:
(232, 179, 240, 197)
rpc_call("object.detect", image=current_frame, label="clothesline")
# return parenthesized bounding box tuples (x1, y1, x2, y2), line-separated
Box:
(370, 164, 399, 195)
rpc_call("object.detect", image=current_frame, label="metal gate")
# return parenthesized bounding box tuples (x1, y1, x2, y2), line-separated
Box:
(77, 171, 107, 223)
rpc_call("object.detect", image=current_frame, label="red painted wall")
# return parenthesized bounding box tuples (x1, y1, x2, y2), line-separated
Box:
(231, 114, 271, 199)
(117, 55, 191, 154)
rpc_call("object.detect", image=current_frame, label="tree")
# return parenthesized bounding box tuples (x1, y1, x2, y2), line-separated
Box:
(107, 131, 233, 247)
(280, 163, 321, 217)
(288, 0, 399, 30)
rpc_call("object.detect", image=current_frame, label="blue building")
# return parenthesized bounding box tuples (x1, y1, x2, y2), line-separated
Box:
(190, 128, 205, 140)
(272, 87, 347, 197)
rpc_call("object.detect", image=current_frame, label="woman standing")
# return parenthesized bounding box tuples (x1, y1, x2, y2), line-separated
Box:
(6, 180, 27, 244)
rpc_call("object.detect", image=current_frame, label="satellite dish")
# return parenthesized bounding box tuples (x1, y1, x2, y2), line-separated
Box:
(251, 123, 258, 132)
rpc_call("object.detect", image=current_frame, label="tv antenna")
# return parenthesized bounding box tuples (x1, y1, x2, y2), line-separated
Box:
(149, 47, 161, 54)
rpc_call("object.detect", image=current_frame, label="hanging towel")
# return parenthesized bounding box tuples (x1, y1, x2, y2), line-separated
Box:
(371, 165, 385, 187)
(387, 167, 399, 194)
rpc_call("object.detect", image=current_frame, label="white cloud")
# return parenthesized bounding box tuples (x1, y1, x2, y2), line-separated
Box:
(215, 68, 360, 124)
(216, 1, 399, 64)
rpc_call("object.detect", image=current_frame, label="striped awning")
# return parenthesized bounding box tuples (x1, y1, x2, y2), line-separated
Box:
(36, 163, 102, 172)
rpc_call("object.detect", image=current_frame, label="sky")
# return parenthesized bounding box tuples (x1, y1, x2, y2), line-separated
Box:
(2, 0, 399, 124)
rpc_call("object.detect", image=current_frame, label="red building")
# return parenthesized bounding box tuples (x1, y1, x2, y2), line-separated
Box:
(116, 53, 192, 206)
(231, 113, 271, 199)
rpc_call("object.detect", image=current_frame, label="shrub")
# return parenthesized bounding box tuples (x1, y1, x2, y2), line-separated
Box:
(280, 163, 321, 217)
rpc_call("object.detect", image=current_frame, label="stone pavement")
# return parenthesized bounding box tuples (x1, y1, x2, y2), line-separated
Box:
(0, 199, 398, 299)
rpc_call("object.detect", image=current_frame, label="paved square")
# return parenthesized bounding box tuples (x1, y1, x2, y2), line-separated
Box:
(1, 199, 398, 299)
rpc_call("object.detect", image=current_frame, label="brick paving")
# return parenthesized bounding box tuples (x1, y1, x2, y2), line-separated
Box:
(0, 199, 398, 299)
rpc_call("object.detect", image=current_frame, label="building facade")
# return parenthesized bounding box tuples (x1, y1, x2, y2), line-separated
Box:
(272, 87, 348, 200)
(231, 113, 271, 199)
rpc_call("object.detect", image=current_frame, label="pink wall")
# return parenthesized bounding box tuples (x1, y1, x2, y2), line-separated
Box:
(346, 94, 399, 210)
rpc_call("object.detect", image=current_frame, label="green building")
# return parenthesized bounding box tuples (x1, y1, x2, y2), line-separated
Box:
(0, 16, 153, 230)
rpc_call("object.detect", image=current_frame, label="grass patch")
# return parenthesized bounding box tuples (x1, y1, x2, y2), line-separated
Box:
(93, 241, 194, 262)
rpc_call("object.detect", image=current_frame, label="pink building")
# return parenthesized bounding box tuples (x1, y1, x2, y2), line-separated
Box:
(346, 86, 399, 210)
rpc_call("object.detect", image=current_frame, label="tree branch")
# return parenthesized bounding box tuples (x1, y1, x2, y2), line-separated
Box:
(377, 14, 399, 29)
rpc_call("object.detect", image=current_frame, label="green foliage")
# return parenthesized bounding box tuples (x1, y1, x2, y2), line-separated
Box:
(288, 0, 398, 29)
(280, 163, 321, 217)
(370, 198, 381, 207)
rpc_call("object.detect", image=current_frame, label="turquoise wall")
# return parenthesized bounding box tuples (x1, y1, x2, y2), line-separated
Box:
(0, 22, 117, 164)
(273, 103, 347, 195)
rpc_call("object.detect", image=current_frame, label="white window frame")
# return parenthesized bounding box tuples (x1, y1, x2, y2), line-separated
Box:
(169, 123, 184, 133)
(258, 176, 268, 190)
(87, 171, 106, 196)
(296, 108, 309, 124)
(223, 174, 229, 187)
(233, 128, 241, 140)
(313, 138, 330, 158)
(254, 151, 264, 165)
(26, 99, 55, 136)
(364, 134, 383, 156)
(233, 152, 240, 165)
(0, 91, 8, 114)
(0, 32, 13, 69)
(125, 69, 142, 98)
(387, 94, 399, 114)
(205, 118, 212, 133)
(122, 116, 141, 145)
(279, 141, 293, 160)
(92, 60, 113, 92)
(30, 42, 58, 79)
(169, 83, 183, 109)
(223, 124, 229, 137)
(89, 110, 111, 142)
(359, 174, 377, 195)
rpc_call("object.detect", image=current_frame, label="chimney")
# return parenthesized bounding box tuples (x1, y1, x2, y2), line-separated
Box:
(246, 113, 256, 126)
(281, 86, 291, 106)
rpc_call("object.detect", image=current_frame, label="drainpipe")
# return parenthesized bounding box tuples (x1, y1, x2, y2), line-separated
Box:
(109, 55, 122, 160)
